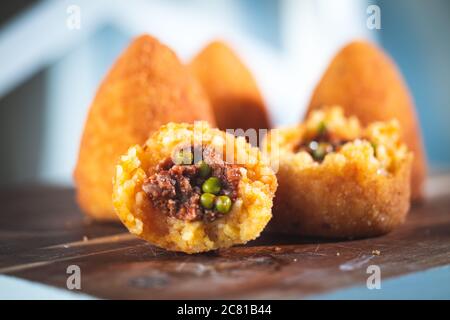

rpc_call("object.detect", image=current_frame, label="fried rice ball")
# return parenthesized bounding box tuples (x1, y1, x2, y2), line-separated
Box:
(263, 107, 413, 238)
(307, 40, 426, 201)
(113, 122, 277, 253)
(74, 35, 215, 221)
(190, 40, 271, 134)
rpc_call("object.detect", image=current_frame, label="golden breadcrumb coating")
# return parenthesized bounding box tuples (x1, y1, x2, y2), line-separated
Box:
(74, 35, 215, 220)
(190, 40, 271, 133)
(113, 122, 277, 253)
(307, 40, 425, 201)
(263, 107, 412, 238)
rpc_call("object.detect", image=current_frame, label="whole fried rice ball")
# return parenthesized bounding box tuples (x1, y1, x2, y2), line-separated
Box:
(190, 40, 271, 134)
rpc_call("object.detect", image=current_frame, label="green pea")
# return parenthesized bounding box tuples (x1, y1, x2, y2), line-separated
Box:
(173, 149, 193, 165)
(371, 142, 378, 156)
(202, 177, 221, 194)
(312, 142, 331, 161)
(198, 161, 211, 178)
(312, 149, 325, 161)
(215, 195, 232, 214)
(200, 193, 215, 209)
(317, 121, 327, 135)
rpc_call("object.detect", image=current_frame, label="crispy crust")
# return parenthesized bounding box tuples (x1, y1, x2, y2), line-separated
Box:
(263, 107, 412, 238)
(307, 40, 426, 201)
(190, 40, 271, 133)
(113, 122, 277, 253)
(74, 35, 216, 220)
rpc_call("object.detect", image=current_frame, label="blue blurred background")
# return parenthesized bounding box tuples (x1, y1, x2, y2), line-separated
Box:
(0, 0, 449, 186)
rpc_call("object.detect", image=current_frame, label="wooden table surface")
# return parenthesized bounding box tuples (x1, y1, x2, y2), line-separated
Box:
(1, 176, 449, 299)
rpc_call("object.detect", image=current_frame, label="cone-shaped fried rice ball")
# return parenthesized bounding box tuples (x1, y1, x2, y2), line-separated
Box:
(307, 40, 425, 201)
(74, 35, 215, 221)
(113, 122, 277, 253)
(190, 40, 271, 133)
(263, 107, 412, 238)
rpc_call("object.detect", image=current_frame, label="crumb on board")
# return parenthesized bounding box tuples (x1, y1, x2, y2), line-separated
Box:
(372, 249, 381, 256)
(293, 258, 298, 262)
(274, 247, 282, 252)
(336, 252, 340, 256)
(83, 236, 89, 242)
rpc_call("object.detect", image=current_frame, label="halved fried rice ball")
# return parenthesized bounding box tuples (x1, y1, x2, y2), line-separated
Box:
(263, 107, 413, 238)
(113, 122, 277, 253)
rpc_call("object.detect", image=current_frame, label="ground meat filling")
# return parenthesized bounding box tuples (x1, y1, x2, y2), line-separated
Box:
(293, 122, 349, 162)
(142, 146, 241, 223)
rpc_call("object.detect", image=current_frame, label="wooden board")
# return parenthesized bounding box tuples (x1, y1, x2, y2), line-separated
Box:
(0, 178, 449, 299)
